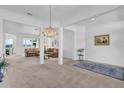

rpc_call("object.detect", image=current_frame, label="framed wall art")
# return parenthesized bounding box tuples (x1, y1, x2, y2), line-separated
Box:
(95, 34, 110, 46)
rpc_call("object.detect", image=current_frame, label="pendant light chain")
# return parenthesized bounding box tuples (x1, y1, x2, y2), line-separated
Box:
(50, 5, 51, 27)
(43, 5, 56, 38)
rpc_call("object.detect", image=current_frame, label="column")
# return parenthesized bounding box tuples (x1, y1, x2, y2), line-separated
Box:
(40, 27, 44, 64)
(0, 18, 4, 57)
(58, 27, 63, 64)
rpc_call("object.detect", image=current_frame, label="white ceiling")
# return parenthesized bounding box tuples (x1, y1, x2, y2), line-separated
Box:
(71, 6, 124, 27)
(0, 5, 121, 26)
(65, 6, 124, 31)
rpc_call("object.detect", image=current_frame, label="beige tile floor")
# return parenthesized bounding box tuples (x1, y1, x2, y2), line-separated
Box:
(0, 55, 124, 88)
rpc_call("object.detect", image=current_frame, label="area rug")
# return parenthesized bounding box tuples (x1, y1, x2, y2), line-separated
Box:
(74, 61, 124, 80)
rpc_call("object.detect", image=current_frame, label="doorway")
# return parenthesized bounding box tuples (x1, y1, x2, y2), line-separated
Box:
(5, 33, 16, 56)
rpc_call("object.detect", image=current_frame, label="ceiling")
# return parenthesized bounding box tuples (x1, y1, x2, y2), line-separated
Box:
(0, 5, 121, 26)
(69, 6, 124, 27)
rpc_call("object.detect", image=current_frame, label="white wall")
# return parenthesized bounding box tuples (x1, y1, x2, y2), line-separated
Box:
(63, 26, 85, 60)
(15, 34, 24, 56)
(63, 29, 74, 59)
(85, 9, 124, 67)
(73, 26, 85, 60)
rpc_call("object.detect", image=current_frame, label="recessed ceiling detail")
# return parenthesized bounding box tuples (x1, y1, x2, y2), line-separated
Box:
(0, 5, 121, 26)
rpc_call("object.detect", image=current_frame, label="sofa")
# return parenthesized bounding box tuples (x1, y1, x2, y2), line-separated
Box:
(45, 48, 58, 58)
(25, 48, 39, 57)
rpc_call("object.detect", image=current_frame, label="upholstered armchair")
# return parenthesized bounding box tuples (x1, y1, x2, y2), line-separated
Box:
(25, 48, 39, 57)
(45, 48, 58, 58)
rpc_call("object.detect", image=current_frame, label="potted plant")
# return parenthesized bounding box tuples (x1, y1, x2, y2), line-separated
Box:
(77, 48, 84, 60)
(0, 55, 9, 82)
(77, 48, 84, 55)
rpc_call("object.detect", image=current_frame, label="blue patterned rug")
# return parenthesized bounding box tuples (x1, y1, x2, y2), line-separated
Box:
(73, 61, 124, 80)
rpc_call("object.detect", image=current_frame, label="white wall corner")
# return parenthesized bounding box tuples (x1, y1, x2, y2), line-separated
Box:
(73, 26, 86, 60)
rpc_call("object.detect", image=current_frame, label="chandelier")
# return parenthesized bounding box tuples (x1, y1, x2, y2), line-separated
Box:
(44, 5, 56, 38)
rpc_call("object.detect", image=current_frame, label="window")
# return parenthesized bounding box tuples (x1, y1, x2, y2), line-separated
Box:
(5, 39, 13, 48)
(23, 38, 39, 48)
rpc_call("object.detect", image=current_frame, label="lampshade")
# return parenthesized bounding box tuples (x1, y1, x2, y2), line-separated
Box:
(43, 5, 56, 38)
(45, 26, 56, 38)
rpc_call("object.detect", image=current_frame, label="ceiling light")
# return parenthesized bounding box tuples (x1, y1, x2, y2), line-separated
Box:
(91, 18, 95, 21)
(43, 5, 56, 38)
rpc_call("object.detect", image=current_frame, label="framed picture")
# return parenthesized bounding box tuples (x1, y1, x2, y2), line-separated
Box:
(95, 34, 110, 46)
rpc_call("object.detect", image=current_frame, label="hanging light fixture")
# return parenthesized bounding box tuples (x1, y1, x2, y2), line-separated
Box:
(44, 5, 56, 38)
